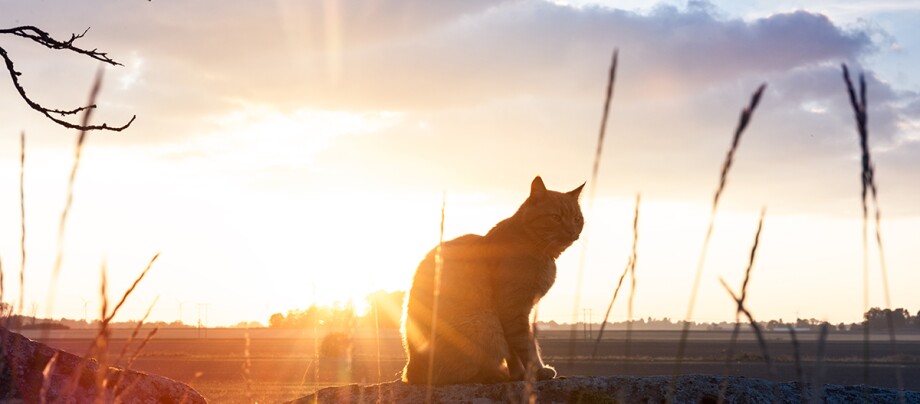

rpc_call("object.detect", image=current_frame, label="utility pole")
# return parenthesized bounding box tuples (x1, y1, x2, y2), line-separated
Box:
(198, 303, 209, 339)
(177, 300, 186, 325)
(79, 298, 89, 323)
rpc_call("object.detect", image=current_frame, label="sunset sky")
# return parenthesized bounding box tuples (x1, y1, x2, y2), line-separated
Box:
(0, 1, 918, 327)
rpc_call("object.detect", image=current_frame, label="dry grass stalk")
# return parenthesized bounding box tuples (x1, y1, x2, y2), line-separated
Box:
(94, 261, 110, 404)
(373, 296, 383, 402)
(39, 351, 59, 404)
(625, 194, 640, 372)
(523, 303, 540, 404)
(669, 84, 766, 398)
(105, 253, 159, 324)
(18, 131, 25, 318)
(0, 257, 4, 314)
(717, 209, 771, 371)
(809, 323, 829, 404)
(244, 328, 253, 403)
(588, 48, 619, 202)
(719, 278, 771, 368)
(789, 327, 805, 392)
(714, 208, 767, 404)
(47, 67, 105, 325)
(592, 257, 630, 359)
(425, 193, 446, 404)
(841, 64, 902, 395)
(568, 46, 619, 368)
(60, 256, 157, 400)
(114, 296, 159, 368)
(717, 319, 743, 404)
(590, 194, 639, 361)
(311, 283, 319, 404)
(125, 326, 158, 370)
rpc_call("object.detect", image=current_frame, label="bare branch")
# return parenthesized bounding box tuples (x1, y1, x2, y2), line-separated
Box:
(0, 26, 135, 131)
(0, 26, 121, 65)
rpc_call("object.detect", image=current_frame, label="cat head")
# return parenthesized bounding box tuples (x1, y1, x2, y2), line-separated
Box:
(518, 176, 585, 258)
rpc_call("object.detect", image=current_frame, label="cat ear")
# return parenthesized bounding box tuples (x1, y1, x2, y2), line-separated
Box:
(530, 176, 547, 199)
(567, 182, 586, 199)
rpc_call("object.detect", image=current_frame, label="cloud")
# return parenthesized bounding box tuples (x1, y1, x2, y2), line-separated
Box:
(3, 0, 919, 214)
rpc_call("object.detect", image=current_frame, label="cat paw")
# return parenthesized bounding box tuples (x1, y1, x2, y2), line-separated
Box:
(536, 366, 556, 380)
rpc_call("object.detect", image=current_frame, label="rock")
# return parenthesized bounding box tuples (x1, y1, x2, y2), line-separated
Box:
(1, 327, 207, 403)
(288, 374, 920, 403)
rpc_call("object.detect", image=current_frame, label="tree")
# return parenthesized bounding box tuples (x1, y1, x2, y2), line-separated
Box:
(268, 312, 285, 328)
(1, 26, 134, 131)
(864, 307, 911, 330)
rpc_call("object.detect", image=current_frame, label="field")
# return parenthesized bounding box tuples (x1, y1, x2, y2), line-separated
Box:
(21, 328, 920, 403)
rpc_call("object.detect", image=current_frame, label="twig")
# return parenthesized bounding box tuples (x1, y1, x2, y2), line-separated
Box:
(0, 26, 135, 131)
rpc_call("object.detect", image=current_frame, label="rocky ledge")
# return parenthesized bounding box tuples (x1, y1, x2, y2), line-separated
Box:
(1, 327, 206, 403)
(289, 374, 920, 403)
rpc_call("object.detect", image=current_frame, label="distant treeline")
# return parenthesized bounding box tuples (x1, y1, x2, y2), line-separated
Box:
(4, 300, 918, 332)
(267, 290, 405, 330)
(558, 307, 920, 332)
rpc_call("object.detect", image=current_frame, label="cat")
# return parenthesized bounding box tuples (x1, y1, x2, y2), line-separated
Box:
(402, 176, 584, 385)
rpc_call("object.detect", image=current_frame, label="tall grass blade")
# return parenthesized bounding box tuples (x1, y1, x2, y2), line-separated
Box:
(715, 208, 771, 372)
(669, 84, 765, 402)
(717, 319, 742, 404)
(114, 296, 159, 368)
(94, 261, 109, 404)
(713, 208, 768, 404)
(425, 193, 446, 403)
(39, 351, 59, 404)
(311, 282, 318, 404)
(592, 257, 630, 360)
(789, 327, 804, 393)
(524, 303, 540, 404)
(842, 63, 902, 396)
(569, 46, 618, 368)
(105, 253, 159, 324)
(718, 279, 772, 372)
(126, 326, 159, 369)
(47, 66, 105, 326)
(18, 131, 25, 319)
(625, 194, 639, 373)
(588, 48, 618, 203)
(809, 323, 829, 404)
(373, 294, 382, 402)
(0, 258, 4, 315)
(244, 328, 253, 403)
